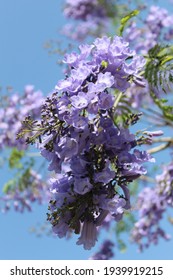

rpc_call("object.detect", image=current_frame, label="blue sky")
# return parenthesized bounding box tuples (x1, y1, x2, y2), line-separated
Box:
(0, 0, 173, 260)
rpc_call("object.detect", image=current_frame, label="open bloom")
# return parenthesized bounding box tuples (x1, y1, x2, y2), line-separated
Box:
(77, 221, 98, 250)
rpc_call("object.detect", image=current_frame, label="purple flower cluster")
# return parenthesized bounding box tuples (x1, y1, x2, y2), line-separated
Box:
(0, 85, 43, 150)
(89, 240, 115, 260)
(126, 5, 173, 55)
(124, 5, 173, 109)
(64, 0, 106, 20)
(131, 162, 173, 251)
(156, 163, 173, 207)
(62, 0, 117, 41)
(0, 169, 50, 213)
(57, 35, 145, 93)
(29, 35, 155, 250)
(62, 3, 173, 110)
(146, 5, 173, 41)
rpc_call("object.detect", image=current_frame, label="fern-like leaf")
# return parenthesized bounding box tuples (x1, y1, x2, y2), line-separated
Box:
(144, 44, 173, 94)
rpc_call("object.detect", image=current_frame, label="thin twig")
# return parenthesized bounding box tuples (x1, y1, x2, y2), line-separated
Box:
(139, 175, 155, 183)
(147, 143, 170, 154)
(113, 91, 123, 109)
(151, 137, 173, 143)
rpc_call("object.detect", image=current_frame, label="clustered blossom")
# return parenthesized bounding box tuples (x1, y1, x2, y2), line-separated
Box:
(62, 0, 117, 41)
(146, 5, 173, 42)
(131, 162, 173, 251)
(156, 163, 173, 207)
(0, 169, 50, 213)
(125, 5, 173, 55)
(0, 86, 52, 214)
(0, 85, 43, 150)
(64, 0, 107, 20)
(22, 35, 156, 250)
(57, 35, 145, 93)
(89, 240, 115, 259)
(124, 5, 173, 109)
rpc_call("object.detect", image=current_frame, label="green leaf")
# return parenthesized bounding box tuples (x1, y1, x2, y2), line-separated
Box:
(3, 179, 16, 193)
(119, 10, 139, 36)
(144, 44, 173, 97)
(157, 45, 173, 64)
(116, 220, 126, 235)
(8, 148, 25, 169)
(17, 167, 32, 191)
(117, 239, 127, 253)
(150, 91, 173, 121)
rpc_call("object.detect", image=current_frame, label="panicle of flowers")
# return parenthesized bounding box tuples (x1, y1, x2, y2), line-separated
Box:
(89, 240, 115, 260)
(62, 0, 117, 41)
(64, 0, 107, 20)
(146, 6, 173, 42)
(125, 5, 173, 55)
(131, 162, 173, 251)
(124, 6, 173, 109)
(0, 85, 44, 150)
(156, 162, 173, 207)
(21, 35, 155, 250)
(0, 169, 50, 213)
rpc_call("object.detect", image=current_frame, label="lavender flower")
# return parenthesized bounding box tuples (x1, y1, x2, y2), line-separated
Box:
(89, 240, 115, 259)
(20, 35, 154, 250)
(156, 163, 173, 207)
(131, 162, 173, 251)
(125, 6, 173, 55)
(0, 85, 43, 150)
(62, 0, 117, 41)
(77, 221, 98, 250)
(124, 5, 173, 109)
(64, 0, 106, 20)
